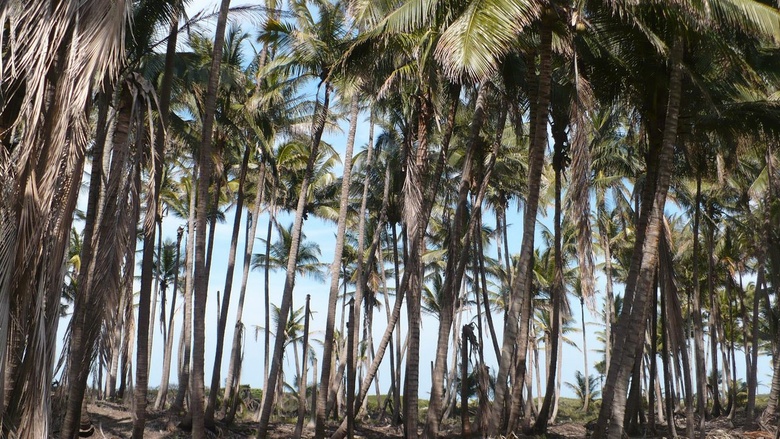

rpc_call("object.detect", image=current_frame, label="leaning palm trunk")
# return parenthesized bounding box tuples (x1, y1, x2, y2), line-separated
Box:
(423, 85, 487, 439)
(532, 107, 566, 435)
(659, 224, 695, 437)
(402, 83, 462, 439)
(315, 92, 359, 439)
(223, 164, 267, 422)
(257, 82, 331, 438)
(595, 40, 685, 439)
(190, 1, 233, 437)
(330, 88, 503, 439)
(223, 22, 274, 413)
(205, 141, 251, 424)
(329, 159, 394, 439)
(496, 22, 554, 436)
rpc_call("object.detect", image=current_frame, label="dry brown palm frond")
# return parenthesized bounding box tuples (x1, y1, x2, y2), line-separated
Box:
(567, 56, 596, 313)
(0, 0, 131, 435)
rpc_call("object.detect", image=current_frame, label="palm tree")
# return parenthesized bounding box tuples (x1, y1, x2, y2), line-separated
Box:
(593, 4, 780, 437)
(258, 2, 350, 435)
(190, 0, 233, 435)
(154, 234, 184, 410)
(564, 371, 600, 411)
(251, 222, 326, 280)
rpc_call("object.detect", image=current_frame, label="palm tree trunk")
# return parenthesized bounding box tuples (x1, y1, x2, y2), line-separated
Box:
(594, 38, 685, 439)
(581, 297, 590, 412)
(551, 323, 564, 424)
(205, 141, 251, 424)
(263, 205, 274, 392)
(224, 164, 267, 422)
(257, 82, 331, 438)
(132, 1, 180, 430)
(706, 213, 722, 417)
(294, 295, 312, 438)
(747, 265, 765, 427)
(721, 283, 734, 416)
(691, 172, 707, 436)
(423, 85, 486, 439)
(63, 82, 133, 439)
(327, 166, 403, 439)
(155, 226, 184, 410)
(392, 224, 403, 425)
(174, 167, 197, 411)
(461, 325, 472, 436)
(648, 277, 658, 433)
(661, 260, 677, 438)
(191, 1, 233, 436)
(532, 98, 565, 434)
(498, 22, 553, 435)
(315, 93, 359, 438)
(660, 225, 695, 437)
(600, 209, 615, 376)
(147, 220, 162, 374)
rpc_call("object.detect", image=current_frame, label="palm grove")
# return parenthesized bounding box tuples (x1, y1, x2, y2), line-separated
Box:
(3, 0, 780, 438)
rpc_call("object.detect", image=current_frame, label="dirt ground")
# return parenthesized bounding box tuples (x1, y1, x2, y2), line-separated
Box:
(83, 402, 779, 438)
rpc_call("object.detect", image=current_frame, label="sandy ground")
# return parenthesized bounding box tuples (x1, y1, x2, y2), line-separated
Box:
(81, 401, 780, 438)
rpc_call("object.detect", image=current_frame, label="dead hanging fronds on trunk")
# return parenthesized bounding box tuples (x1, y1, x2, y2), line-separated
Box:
(566, 51, 596, 313)
(0, 0, 131, 436)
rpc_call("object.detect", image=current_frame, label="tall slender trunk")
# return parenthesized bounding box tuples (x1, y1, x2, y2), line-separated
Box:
(63, 81, 133, 439)
(532, 96, 566, 435)
(173, 167, 197, 411)
(600, 206, 615, 375)
(392, 224, 403, 425)
(328, 168, 403, 439)
(461, 325, 472, 436)
(648, 279, 658, 434)
(257, 82, 331, 438)
(263, 205, 274, 392)
(747, 264, 765, 426)
(581, 296, 590, 412)
(660, 268, 676, 437)
(691, 173, 707, 437)
(155, 227, 184, 410)
(497, 23, 553, 435)
(147, 219, 162, 373)
(660, 225, 695, 438)
(346, 299, 356, 438)
(315, 93, 359, 438)
(294, 295, 312, 438)
(595, 38, 684, 439)
(191, 1, 233, 436)
(706, 210, 722, 417)
(132, 2, 180, 431)
(725, 274, 738, 419)
(205, 142, 251, 423)
(423, 85, 486, 439)
(224, 164, 267, 422)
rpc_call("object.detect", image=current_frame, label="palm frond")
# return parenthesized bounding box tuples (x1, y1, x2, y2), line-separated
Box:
(710, 0, 780, 43)
(435, 0, 540, 81)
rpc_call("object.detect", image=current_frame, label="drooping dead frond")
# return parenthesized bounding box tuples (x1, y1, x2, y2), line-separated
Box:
(567, 55, 596, 313)
(0, 0, 131, 435)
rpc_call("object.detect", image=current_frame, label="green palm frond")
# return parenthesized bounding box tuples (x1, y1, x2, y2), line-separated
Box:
(435, 0, 540, 81)
(710, 0, 780, 42)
